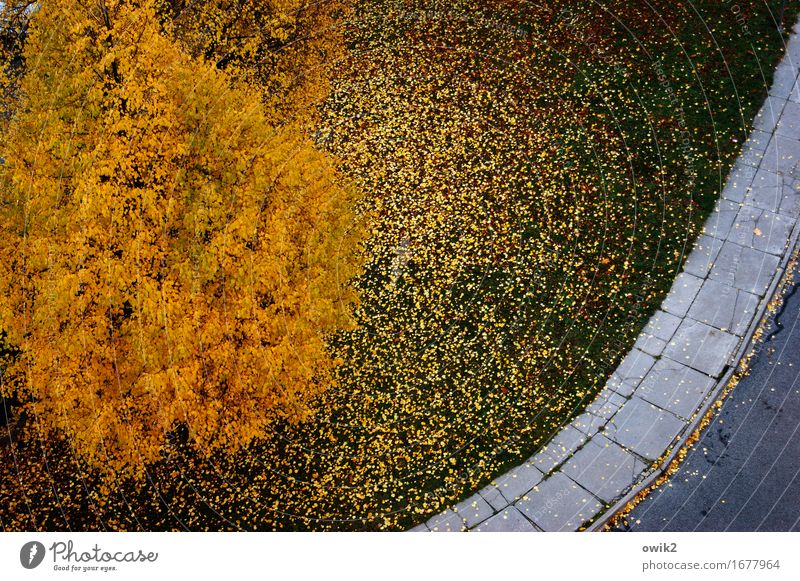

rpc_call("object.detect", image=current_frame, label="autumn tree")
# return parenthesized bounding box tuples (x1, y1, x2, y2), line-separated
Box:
(0, 0, 360, 473)
(157, 0, 345, 116)
(0, 0, 34, 120)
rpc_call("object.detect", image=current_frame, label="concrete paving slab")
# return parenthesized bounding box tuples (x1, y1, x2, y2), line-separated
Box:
(633, 333, 667, 357)
(540, 426, 590, 464)
(643, 310, 683, 342)
(727, 206, 795, 256)
(781, 179, 800, 215)
(683, 235, 725, 278)
(612, 348, 657, 387)
(776, 100, 800, 138)
(687, 279, 759, 335)
(584, 388, 627, 420)
(570, 411, 609, 436)
(769, 59, 800, 100)
(515, 471, 603, 531)
(454, 495, 495, 528)
(728, 205, 763, 247)
(409, 523, 430, 532)
(530, 448, 561, 473)
(739, 130, 773, 168)
(637, 358, 716, 420)
(561, 434, 646, 503)
(745, 168, 796, 213)
(662, 272, 704, 316)
(474, 507, 539, 532)
(721, 160, 758, 203)
(663, 319, 739, 377)
(752, 95, 787, 132)
(605, 396, 686, 461)
(752, 210, 795, 255)
(790, 77, 800, 104)
(479, 484, 508, 511)
(703, 199, 741, 240)
(607, 375, 639, 397)
(427, 509, 465, 532)
(494, 461, 545, 503)
(759, 133, 800, 177)
(709, 241, 781, 296)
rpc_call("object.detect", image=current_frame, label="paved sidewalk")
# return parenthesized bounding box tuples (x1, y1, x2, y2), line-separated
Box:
(413, 18, 800, 532)
(613, 268, 800, 531)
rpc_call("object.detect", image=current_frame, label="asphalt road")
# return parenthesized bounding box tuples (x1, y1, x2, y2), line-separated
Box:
(614, 268, 800, 532)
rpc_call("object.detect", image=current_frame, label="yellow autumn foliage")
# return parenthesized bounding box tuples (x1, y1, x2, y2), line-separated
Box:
(0, 0, 359, 473)
(157, 0, 344, 115)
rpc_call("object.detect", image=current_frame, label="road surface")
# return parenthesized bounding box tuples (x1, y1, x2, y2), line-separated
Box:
(614, 268, 800, 531)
